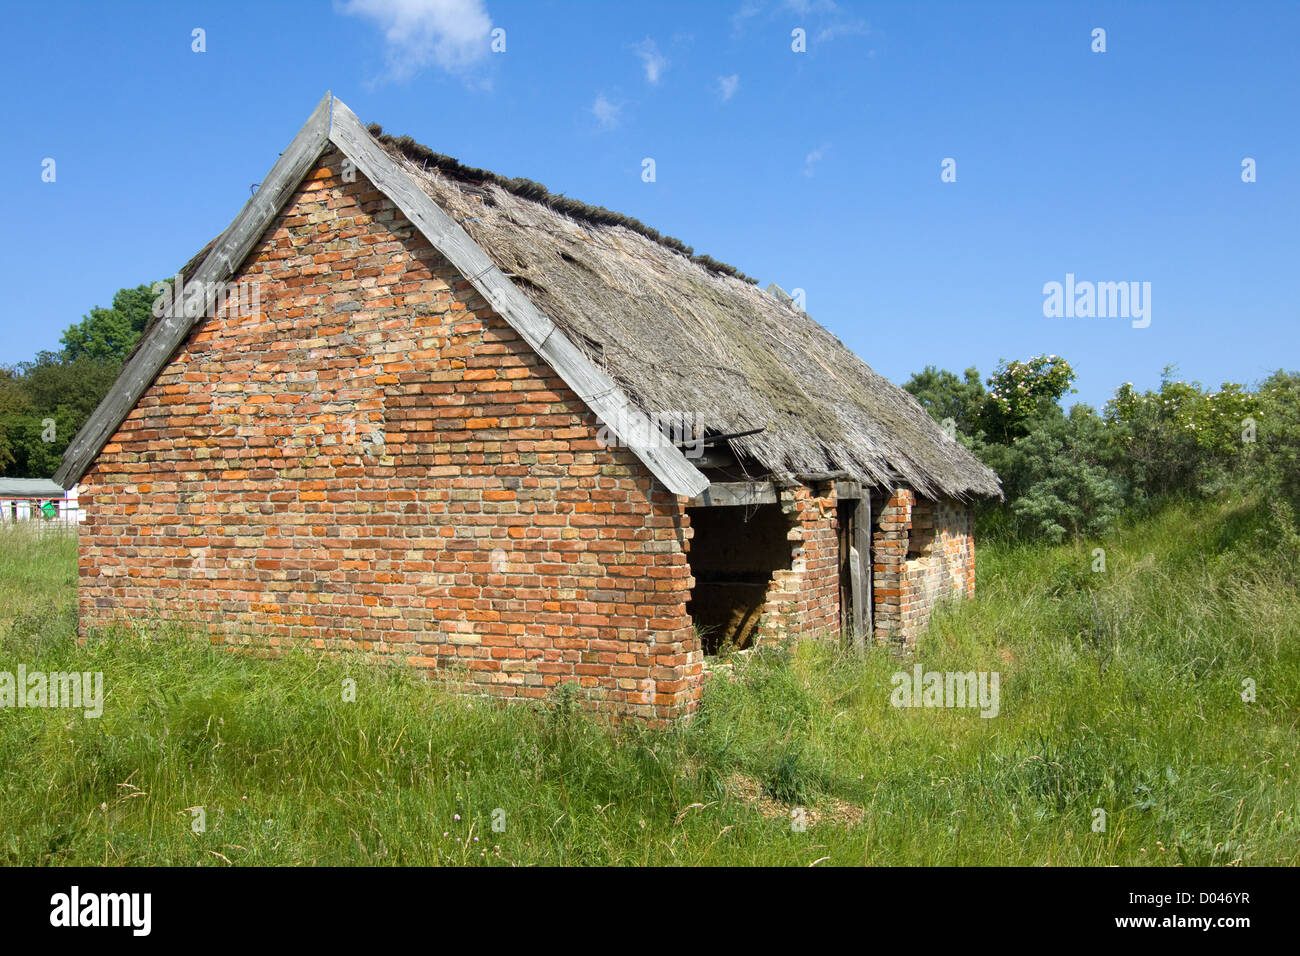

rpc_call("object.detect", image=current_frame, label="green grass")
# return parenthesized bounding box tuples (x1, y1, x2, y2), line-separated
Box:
(0, 498, 1296, 866)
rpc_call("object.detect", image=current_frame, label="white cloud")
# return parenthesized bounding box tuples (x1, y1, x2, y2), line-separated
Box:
(730, 1, 763, 36)
(717, 74, 740, 102)
(816, 20, 870, 43)
(803, 143, 830, 177)
(591, 94, 622, 130)
(775, 1, 871, 45)
(632, 38, 668, 85)
(784, 0, 838, 14)
(341, 0, 493, 82)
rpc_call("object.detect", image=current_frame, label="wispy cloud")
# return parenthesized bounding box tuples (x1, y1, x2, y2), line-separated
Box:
(738, 1, 871, 46)
(730, 1, 763, 36)
(784, 0, 837, 14)
(717, 74, 740, 102)
(591, 93, 623, 130)
(816, 19, 870, 43)
(632, 37, 668, 84)
(341, 0, 493, 82)
(803, 143, 830, 177)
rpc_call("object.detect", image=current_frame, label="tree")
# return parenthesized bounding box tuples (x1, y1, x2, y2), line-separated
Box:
(1255, 369, 1300, 510)
(0, 367, 30, 472)
(1003, 408, 1125, 542)
(903, 354, 1123, 540)
(59, 283, 157, 364)
(0, 353, 119, 478)
(1102, 368, 1258, 502)
(980, 354, 1076, 443)
(902, 365, 986, 437)
(0, 282, 167, 478)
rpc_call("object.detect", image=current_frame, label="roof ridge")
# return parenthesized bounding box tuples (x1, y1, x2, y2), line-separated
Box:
(365, 124, 758, 285)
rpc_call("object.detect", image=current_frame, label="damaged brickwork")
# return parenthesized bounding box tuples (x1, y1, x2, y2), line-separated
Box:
(872, 488, 976, 644)
(75, 148, 981, 723)
(77, 149, 701, 722)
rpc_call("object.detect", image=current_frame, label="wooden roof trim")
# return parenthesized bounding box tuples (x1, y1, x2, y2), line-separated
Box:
(57, 93, 708, 498)
(54, 92, 334, 488)
(327, 98, 707, 497)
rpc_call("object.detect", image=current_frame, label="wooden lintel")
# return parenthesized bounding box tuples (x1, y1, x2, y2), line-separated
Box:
(795, 470, 852, 484)
(686, 482, 778, 507)
(834, 480, 863, 500)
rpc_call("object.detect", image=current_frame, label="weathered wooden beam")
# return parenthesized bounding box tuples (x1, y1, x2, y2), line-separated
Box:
(849, 545, 866, 652)
(688, 445, 740, 470)
(835, 480, 863, 500)
(327, 98, 709, 498)
(54, 92, 335, 489)
(686, 482, 778, 507)
(56, 92, 711, 499)
(854, 494, 872, 646)
(796, 470, 852, 483)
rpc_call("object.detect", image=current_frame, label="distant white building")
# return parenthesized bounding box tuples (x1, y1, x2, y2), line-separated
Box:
(0, 478, 82, 524)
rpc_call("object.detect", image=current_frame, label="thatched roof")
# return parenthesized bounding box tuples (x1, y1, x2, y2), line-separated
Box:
(100, 100, 999, 501)
(364, 131, 1001, 501)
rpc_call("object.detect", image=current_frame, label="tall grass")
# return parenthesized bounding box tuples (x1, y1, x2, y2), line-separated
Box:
(0, 499, 1295, 866)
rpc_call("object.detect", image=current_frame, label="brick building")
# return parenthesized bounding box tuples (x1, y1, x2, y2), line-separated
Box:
(55, 94, 1001, 721)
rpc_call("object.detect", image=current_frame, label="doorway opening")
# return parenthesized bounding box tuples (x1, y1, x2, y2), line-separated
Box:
(686, 503, 793, 655)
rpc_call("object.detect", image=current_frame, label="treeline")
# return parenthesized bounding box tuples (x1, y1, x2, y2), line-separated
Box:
(5, 282, 1298, 536)
(0, 283, 157, 478)
(904, 355, 1300, 541)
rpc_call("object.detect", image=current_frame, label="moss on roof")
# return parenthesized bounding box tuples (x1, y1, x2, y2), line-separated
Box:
(371, 136, 1002, 499)
(125, 116, 1001, 500)
(365, 124, 757, 284)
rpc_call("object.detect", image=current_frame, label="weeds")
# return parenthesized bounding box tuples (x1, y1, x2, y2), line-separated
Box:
(0, 497, 1295, 865)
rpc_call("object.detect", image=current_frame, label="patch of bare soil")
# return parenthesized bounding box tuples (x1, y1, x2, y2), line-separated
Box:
(726, 772, 865, 828)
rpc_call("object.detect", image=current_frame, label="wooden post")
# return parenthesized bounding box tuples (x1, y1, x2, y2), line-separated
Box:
(854, 494, 872, 647)
(849, 546, 865, 652)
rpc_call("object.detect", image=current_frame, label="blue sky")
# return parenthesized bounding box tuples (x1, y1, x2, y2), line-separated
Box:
(4, 0, 1297, 409)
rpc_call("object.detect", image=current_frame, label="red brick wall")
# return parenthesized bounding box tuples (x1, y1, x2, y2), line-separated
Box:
(77, 148, 701, 721)
(755, 482, 841, 643)
(872, 488, 975, 643)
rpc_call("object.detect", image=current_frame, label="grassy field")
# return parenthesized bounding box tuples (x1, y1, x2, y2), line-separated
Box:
(0, 497, 1296, 866)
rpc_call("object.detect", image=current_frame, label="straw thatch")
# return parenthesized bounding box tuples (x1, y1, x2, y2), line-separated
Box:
(365, 132, 1001, 501)
(137, 125, 1000, 501)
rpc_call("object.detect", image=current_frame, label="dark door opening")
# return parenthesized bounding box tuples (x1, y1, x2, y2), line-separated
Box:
(837, 499, 855, 637)
(685, 503, 793, 655)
